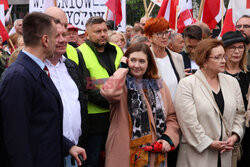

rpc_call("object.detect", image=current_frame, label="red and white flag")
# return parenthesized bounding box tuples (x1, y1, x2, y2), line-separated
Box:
(201, 0, 226, 29)
(157, 0, 178, 29)
(0, 20, 9, 42)
(177, 0, 195, 33)
(5, 5, 13, 22)
(105, 0, 122, 26)
(0, 0, 9, 11)
(220, 0, 250, 37)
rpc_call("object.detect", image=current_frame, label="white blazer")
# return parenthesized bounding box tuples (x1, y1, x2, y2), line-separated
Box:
(174, 69, 245, 167)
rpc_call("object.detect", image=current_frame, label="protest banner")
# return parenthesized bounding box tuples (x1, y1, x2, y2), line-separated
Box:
(29, 0, 126, 31)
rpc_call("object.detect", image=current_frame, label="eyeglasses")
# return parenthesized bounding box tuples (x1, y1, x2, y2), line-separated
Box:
(235, 24, 250, 29)
(208, 55, 226, 61)
(228, 45, 244, 52)
(155, 30, 171, 38)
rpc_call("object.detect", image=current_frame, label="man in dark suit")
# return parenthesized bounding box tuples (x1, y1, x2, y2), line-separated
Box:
(0, 12, 85, 167)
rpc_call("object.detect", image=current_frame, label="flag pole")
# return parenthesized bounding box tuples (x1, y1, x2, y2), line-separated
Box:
(114, 0, 117, 28)
(175, 5, 178, 31)
(8, 39, 15, 52)
(148, 3, 156, 16)
(147, 2, 153, 16)
(106, 8, 110, 21)
(221, 0, 224, 29)
(198, 0, 205, 21)
(143, 0, 148, 17)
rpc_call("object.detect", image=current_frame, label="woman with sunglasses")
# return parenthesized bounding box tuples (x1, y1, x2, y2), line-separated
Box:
(222, 30, 249, 167)
(175, 38, 245, 167)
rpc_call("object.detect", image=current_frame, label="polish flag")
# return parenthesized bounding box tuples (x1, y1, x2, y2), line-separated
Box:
(0, 0, 9, 11)
(105, 0, 122, 26)
(5, 5, 13, 22)
(177, 0, 195, 33)
(201, 0, 226, 29)
(220, 0, 250, 37)
(157, 0, 179, 29)
(0, 20, 9, 42)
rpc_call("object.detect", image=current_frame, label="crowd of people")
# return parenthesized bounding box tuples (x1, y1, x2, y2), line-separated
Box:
(0, 7, 249, 167)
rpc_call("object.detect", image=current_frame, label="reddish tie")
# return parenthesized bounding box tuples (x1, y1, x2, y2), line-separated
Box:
(43, 65, 50, 77)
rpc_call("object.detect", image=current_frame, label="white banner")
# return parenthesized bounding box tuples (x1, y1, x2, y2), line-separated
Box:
(29, 0, 126, 32)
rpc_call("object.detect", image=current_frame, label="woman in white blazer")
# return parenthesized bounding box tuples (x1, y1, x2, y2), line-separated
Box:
(174, 38, 245, 167)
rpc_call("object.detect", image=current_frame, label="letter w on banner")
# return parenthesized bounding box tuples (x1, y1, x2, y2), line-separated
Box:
(220, 0, 250, 37)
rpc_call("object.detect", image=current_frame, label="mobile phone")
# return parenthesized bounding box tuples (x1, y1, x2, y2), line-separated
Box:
(191, 69, 197, 74)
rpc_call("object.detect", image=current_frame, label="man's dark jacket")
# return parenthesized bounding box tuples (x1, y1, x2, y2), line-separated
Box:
(0, 52, 73, 167)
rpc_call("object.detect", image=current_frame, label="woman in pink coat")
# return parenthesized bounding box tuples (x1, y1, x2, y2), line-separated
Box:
(101, 43, 179, 167)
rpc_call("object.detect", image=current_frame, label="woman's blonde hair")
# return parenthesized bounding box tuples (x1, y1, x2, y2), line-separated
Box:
(224, 43, 248, 72)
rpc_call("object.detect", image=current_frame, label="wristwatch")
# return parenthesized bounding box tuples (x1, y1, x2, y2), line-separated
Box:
(119, 62, 128, 68)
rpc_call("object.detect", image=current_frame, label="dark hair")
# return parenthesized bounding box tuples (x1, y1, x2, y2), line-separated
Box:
(144, 17, 169, 37)
(124, 42, 159, 79)
(106, 20, 118, 30)
(22, 12, 56, 47)
(86, 16, 105, 27)
(183, 25, 202, 40)
(194, 38, 223, 67)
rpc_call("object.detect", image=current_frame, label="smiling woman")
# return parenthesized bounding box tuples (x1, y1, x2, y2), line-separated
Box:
(101, 42, 180, 167)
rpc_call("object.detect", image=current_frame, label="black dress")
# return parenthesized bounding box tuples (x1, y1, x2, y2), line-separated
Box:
(225, 70, 250, 167)
(213, 89, 224, 167)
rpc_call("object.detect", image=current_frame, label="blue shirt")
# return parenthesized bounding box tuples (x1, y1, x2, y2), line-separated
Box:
(22, 49, 45, 70)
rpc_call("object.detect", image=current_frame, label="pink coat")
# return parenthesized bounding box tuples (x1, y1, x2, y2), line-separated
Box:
(101, 68, 180, 167)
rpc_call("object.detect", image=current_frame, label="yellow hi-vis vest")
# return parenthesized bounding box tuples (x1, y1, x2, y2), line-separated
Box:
(78, 42, 123, 114)
(66, 44, 79, 65)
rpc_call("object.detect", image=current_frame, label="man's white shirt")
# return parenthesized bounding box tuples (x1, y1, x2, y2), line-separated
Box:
(45, 56, 81, 145)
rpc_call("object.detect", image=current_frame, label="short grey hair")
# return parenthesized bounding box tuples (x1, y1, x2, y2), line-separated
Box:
(168, 31, 182, 43)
